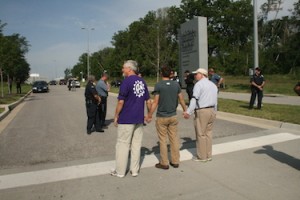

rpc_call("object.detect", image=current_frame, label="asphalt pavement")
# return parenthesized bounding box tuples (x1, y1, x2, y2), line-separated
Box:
(0, 87, 299, 200)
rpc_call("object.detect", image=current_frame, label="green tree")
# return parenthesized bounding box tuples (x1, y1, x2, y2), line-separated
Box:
(0, 21, 30, 83)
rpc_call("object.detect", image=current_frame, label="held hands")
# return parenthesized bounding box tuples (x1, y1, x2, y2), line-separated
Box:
(183, 112, 190, 119)
(144, 114, 152, 123)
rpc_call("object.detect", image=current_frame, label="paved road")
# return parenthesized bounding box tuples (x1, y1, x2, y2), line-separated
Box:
(0, 86, 299, 199)
(0, 86, 265, 170)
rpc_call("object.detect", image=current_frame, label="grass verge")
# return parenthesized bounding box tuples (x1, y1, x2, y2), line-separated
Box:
(218, 98, 300, 125)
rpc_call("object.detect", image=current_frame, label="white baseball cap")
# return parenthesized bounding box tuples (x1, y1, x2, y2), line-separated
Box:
(192, 68, 208, 77)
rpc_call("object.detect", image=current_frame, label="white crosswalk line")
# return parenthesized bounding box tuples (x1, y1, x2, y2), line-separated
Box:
(0, 132, 299, 190)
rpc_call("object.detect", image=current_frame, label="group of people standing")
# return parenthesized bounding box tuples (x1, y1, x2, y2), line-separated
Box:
(7, 78, 22, 94)
(85, 60, 267, 178)
(106, 60, 218, 178)
(186, 67, 266, 110)
(184, 67, 223, 104)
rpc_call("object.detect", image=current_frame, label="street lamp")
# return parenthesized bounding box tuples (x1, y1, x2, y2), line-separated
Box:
(81, 27, 95, 78)
(80, 71, 83, 82)
(253, 0, 259, 71)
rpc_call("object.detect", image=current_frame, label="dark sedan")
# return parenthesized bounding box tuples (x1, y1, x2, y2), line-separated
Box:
(32, 81, 49, 93)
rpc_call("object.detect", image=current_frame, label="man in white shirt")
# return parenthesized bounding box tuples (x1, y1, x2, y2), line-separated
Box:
(183, 68, 218, 162)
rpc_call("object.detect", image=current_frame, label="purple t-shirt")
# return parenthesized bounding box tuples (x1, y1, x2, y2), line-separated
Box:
(118, 75, 150, 124)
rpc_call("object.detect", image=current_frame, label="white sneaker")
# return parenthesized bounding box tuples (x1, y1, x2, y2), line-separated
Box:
(130, 171, 138, 177)
(110, 170, 124, 178)
(192, 156, 207, 162)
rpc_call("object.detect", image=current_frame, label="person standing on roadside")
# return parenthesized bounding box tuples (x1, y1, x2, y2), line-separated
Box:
(146, 65, 186, 170)
(183, 68, 218, 162)
(16, 79, 22, 94)
(208, 68, 224, 90)
(249, 67, 265, 110)
(84, 75, 103, 135)
(184, 70, 194, 104)
(8, 78, 12, 94)
(96, 72, 109, 128)
(111, 60, 151, 178)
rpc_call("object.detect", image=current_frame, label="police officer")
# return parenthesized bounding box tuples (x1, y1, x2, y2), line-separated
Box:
(85, 75, 104, 134)
(249, 67, 265, 110)
(184, 70, 194, 104)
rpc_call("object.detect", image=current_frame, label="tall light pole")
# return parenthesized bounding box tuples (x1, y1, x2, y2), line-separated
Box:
(81, 27, 94, 78)
(156, 24, 160, 83)
(253, 0, 259, 72)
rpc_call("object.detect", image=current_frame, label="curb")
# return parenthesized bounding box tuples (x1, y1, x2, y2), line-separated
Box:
(0, 91, 32, 122)
(217, 111, 300, 132)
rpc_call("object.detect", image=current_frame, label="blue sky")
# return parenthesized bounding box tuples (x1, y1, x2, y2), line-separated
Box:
(0, 0, 296, 80)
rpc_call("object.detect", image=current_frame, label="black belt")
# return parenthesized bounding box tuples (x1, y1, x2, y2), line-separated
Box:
(195, 106, 214, 110)
(86, 100, 95, 104)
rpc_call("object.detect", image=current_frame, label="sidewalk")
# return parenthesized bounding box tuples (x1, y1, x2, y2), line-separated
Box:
(218, 91, 300, 106)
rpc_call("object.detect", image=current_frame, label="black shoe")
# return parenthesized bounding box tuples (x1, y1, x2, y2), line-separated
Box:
(155, 163, 169, 170)
(96, 129, 104, 132)
(87, 130, 92, 135)
(170, 162, 179, 168)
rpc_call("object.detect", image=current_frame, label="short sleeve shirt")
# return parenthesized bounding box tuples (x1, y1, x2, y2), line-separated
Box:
(210, 73, 221, 85)
(117, 75, 150, 124)
(250, 74, 264, 87)
(153, 80, 181, 117)
(85, 81, 98, 102)
(96, 80, 108, 97)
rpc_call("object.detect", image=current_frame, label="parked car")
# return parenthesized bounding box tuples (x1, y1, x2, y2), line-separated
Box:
(59, 79, 67, 85)
(49, 80, 57, 85)
(32, 81, 49, 93)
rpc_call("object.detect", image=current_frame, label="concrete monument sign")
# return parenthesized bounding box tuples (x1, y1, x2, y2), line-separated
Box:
(179, 16, 208, 87)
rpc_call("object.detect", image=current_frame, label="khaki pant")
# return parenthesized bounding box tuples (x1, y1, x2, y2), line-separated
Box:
(194, 108, 216, 160)
(155, 116, 180, 165)
(115, 124, 143, 175)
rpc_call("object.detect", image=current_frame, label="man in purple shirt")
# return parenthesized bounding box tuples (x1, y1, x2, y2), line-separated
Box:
(111, 60, 151, 178)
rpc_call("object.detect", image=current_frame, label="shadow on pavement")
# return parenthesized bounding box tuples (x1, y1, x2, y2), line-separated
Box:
(254, 145, 300, 171)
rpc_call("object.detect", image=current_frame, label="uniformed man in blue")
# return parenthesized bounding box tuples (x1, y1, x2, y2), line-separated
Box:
(249, 67, 265, 110)
(85, 75, 103, 134)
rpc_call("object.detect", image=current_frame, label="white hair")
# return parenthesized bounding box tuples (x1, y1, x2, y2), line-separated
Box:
(88, 75, 95, 82)
(124, 60, 138, 72)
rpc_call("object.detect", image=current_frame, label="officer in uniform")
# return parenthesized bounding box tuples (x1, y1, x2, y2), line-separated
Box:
(249, 67, 265, 110)
(85, 75, 104, 134)
(184, 70, 194, 104)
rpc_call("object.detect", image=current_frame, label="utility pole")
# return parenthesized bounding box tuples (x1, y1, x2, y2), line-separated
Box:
(81, 27, 94, 78)
(157, 25, 160, 83)
(253, 0, 259, 71)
